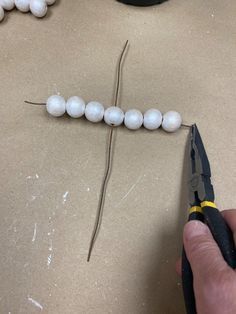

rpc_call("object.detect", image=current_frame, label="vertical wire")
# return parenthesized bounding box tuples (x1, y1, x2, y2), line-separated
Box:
(114, 40, 129, 107)
(87, 40, 129, 262)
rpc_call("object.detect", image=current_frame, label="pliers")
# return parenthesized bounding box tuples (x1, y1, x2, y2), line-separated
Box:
(182, 124, 236, 314)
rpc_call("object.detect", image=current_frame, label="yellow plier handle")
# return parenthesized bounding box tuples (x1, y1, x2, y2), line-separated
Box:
(189, 201, 216, 215)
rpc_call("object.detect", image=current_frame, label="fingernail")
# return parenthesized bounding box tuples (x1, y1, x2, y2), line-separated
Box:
(184, 221, 209, 241)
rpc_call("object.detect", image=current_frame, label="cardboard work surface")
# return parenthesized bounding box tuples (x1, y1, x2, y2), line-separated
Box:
(0, 0, 236, 313)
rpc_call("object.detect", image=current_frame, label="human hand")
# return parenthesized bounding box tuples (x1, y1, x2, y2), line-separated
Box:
(179, 209, 236, 314)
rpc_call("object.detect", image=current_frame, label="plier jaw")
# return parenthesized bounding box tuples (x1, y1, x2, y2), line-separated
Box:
(188, 124, 215, 207)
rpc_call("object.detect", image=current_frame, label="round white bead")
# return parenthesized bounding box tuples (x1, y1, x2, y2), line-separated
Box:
(15, 0, 30, 12)
(104, 106, 124, 126)
(85, 101, 104, 123)
(0, 6, 4, 21)
(46, 0, 55, 4)
(124, 109, 143, 130)
(30, 0, 47, 17)
(162, 111, 182, 132)
(46, 95, 66, 117)
(66, 96, 85, 118)
(0, 0, 14, 10)
(143, 108, 162, 130)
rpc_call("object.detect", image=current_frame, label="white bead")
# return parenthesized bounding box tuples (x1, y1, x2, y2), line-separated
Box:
(15, 0, 30, 12)
(46, 0, 55, 4)
(143, 108, 162, 130)
(0, 0, 14, 10)
(85, 101, 104, 123)
(162, 111, 182, 132)
(104, 106, 124, 126)
(66, 96, 85, 118)
(124, 109, 143, 130)
(30, 0, 47, 17)
(46, 95, 66, 117)
(0, 6, 4, 21)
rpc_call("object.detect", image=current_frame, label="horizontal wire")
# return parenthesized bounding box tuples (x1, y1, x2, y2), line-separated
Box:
(25, 101, 46, 105)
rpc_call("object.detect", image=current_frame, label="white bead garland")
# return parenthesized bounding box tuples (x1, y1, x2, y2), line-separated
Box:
(30, 0, 47, 17)
(0, 6, 4, 21)
(46, 95, 66, 117)
(104, 106, 124, 126)
(143, 108, 162, 130)
(124, 109, 143, 130)
(15, 0, 30, 12)
(0, 0, 57, 22)
(85, 101, 105, 123)
(0, 0, 14, 10)
(162, 111, 182, 132)
(66, 96, 85, 118)
(44, 95, 184, 132)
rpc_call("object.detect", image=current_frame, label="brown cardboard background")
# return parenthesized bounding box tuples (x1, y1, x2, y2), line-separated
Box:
(0, 0, 236, 313)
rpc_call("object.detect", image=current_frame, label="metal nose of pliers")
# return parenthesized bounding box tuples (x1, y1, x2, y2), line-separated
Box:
(188, 124, 210, 206)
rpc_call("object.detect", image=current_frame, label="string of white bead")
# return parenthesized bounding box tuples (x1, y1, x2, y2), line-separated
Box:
(45, 95, 183, 132)
(0, 0, 14, 11)
(0, 0, 56, 22)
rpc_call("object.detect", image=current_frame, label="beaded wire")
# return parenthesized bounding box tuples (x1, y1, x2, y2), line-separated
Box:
(25, 42, 192, 261)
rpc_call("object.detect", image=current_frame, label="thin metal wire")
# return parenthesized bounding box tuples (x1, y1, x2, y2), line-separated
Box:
(87, 40, 129, 262)
(181, 123, 192, 128)
(24, 101, 46, 105)
(114, 40, 129, 107)
(87, 128, 114, 262)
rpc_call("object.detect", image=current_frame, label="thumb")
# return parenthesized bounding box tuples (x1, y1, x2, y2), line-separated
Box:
(183, 221, 228, 280)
